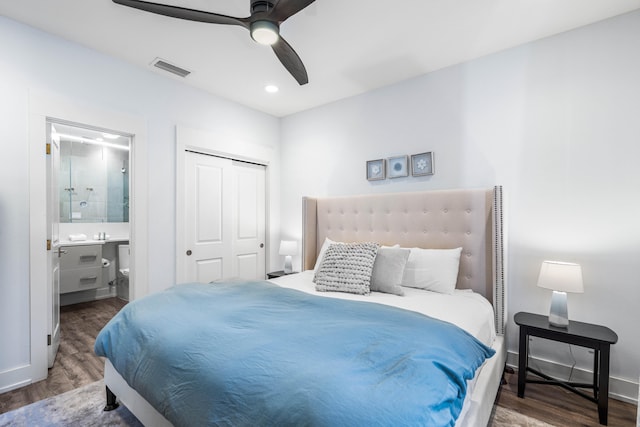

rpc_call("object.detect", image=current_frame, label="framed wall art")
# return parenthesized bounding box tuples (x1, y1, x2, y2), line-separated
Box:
(366, 159, 385, 181)
(411, 152, 434, 176)
(387, 155, 408, 178)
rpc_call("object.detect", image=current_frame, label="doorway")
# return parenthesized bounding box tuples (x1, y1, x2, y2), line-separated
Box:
(19, 93, 149, 391)
(46, 119, 131, 366)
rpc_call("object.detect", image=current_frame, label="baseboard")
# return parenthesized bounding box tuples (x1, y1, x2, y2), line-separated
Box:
(0, 364, 33, 394)
(507, 350, 639, 405)
(0, 379, 31, 395)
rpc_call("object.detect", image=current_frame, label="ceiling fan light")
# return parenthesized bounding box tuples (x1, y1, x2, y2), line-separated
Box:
(250, 20, 279, 45)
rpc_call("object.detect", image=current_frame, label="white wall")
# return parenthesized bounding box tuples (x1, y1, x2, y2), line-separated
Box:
(2, 7, 638, 403)
(0, 17, 280, 383)
(280, 11, 640, 400)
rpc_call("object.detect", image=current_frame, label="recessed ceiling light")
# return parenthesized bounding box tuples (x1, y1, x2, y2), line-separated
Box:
(265, 85, 279, 94)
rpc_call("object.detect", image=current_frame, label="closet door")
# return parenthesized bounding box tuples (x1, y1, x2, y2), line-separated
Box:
(184, 152, 266, 282)
(231, 160, 266, 280)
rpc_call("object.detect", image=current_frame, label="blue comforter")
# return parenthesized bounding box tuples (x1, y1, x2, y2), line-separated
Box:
(95, 281, 494, 427)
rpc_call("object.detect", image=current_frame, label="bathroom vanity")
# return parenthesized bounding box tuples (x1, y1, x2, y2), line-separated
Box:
(59, 237, 129, 305)
(60, 244, 103, 294)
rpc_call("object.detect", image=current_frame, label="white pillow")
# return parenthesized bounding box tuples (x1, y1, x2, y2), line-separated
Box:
(313, 237, 338, 271)
(400, 247, 463, 294)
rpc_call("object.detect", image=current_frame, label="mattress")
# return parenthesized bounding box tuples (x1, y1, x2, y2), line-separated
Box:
(270, 270, 497, 347)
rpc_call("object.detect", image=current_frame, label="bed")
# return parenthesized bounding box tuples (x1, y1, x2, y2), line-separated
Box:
(96, 186, 506, 426)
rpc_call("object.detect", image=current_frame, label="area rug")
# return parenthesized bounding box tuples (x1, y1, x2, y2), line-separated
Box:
(0, 380, 554, 427)
(0, 380, 141, 427)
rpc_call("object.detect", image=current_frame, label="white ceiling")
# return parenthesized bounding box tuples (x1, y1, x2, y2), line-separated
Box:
(2, 0, 640, 117)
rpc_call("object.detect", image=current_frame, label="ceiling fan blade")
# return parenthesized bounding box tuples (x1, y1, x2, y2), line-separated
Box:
(269, 0, 316, 22)
(113, 0, 249, 28)
(271, 36, 308, 85)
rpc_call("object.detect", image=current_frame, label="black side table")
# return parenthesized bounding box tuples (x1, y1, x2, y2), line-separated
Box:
(514, 312, 618, 425)
(267, 270, 296, 279)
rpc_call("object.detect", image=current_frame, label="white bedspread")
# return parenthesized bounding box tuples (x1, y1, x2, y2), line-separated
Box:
(269, 270, 496, 347)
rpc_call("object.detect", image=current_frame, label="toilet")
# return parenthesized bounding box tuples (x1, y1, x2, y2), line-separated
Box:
(117, 244, 130, 300)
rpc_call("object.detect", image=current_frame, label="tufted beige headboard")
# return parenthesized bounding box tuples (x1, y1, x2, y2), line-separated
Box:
(302, 186, 506, 335)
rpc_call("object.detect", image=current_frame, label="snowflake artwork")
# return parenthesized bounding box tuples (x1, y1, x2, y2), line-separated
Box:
(367, 159, 385, 181)
(411, 153, 433, 176)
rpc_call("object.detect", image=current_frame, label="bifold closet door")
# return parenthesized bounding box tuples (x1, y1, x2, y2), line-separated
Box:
(184, 152, 266, 283)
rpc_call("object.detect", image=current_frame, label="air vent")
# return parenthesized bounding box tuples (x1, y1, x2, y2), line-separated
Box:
(151, 58, 191, 78)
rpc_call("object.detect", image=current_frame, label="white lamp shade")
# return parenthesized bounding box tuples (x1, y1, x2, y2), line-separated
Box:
(279, 240, 298, 256)
(537, 261, 584, 293)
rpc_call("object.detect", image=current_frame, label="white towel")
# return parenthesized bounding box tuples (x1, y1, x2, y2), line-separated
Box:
(68, 233, 87, 241)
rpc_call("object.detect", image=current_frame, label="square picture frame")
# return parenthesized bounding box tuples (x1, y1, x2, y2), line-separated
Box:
(366, 159, 385, 181)
(387, 155, 409, 178)
(411, 152, 434, 176)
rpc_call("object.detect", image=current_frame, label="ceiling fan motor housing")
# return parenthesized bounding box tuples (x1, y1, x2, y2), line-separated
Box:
(251, 1, 276, 15)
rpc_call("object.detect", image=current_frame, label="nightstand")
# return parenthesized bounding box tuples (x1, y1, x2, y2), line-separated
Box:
(266, 270, 296, 279)
(514, 311, 618, 425)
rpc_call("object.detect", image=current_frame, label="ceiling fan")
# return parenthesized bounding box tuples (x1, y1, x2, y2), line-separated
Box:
(112, 0, 315, 85)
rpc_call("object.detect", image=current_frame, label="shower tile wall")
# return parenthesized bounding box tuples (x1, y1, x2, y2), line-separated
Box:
(60, 140, 129, 223)
(107, 149, 128, 222)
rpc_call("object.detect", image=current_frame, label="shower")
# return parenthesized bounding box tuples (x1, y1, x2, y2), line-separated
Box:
(56, 123, 130, 223)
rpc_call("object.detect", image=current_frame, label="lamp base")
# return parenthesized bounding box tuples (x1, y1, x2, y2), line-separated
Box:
(548, 290, 569, 328)
(283, 255, 292, 274)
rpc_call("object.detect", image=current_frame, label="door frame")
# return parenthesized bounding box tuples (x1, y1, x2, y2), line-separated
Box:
(27, 92, 148, 384)
(175, 125, 274, 283)
(46, 123, 61, 368)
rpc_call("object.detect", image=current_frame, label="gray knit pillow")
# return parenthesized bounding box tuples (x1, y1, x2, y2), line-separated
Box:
(314, 242, 379, 295)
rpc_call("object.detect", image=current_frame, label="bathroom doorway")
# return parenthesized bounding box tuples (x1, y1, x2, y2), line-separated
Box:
(20, 92, 149, 390)
(46, 119, 132, 366)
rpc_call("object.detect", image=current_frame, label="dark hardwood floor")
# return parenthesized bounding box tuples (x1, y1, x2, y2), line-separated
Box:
(0, 297, 127, 414)
(1, 297, 637, 426)
(495, 368, 637, 426)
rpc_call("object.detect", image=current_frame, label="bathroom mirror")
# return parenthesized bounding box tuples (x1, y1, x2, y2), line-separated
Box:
(54, 122, 130, 223)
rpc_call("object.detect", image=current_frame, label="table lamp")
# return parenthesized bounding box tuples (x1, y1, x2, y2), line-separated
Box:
(279, 240, 298, 274)
(536, 260, 584, 328)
